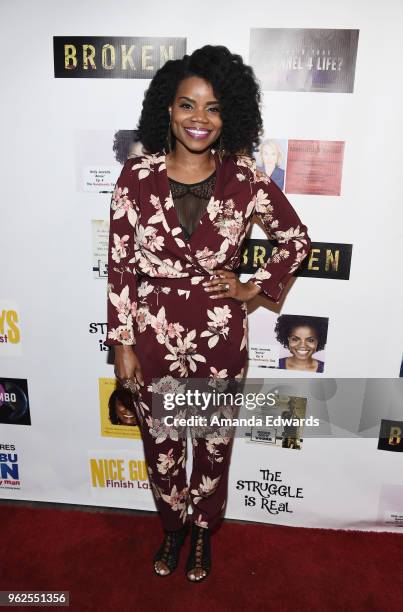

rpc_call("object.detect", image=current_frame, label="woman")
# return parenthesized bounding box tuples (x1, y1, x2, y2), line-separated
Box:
(281, 396, 305, 450)
(112, 130, 145, 165)
(275, 314, 328, 373)
(108, 387, 138, 426)
(258, 139, 286, 190)
(105, 45, 311, 582)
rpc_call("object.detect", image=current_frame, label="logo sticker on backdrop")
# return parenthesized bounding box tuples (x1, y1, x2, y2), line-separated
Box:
(54, 37, 186, 78)
(88, 450, 153, 505)
(99, 378, 141, 439)
(240, 239, 352, 280)
(249, 28, 359, 93)
(0, 443, 21, 490)
(0, 303, 22, 356)
(0, 378, 31, 425)
(378, 419, 403, 452)
(236, 468, 304, 517)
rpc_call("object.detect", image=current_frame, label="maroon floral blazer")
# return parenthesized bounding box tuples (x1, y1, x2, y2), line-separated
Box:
(106, 150, 311, 346)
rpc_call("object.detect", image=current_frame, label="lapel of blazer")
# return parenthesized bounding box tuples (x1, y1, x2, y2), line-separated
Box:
(132, 150, 254, 272)
(152, 150, 226, 256)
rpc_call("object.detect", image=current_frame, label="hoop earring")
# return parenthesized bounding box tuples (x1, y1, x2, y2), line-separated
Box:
(166, 119, 173, 153)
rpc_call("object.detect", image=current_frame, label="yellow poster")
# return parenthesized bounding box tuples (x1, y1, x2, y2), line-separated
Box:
(98, 377, 141, 439)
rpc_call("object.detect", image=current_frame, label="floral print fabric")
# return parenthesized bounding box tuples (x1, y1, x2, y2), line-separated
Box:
(105, 150, 311, 529)
(106, 150, 311, 347)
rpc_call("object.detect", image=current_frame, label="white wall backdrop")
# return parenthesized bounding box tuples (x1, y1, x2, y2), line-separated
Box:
(1, 0, 403, 532)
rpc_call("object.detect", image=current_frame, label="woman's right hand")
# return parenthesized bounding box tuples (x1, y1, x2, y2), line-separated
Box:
(114, 345, 144, 386)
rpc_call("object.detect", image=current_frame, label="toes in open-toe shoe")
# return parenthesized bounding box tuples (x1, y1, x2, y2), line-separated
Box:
(153, 522, 190, 577)
(185, 524, 211, 583)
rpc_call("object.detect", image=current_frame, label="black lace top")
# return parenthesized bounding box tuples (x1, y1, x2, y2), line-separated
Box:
(168, 170, 216, 241)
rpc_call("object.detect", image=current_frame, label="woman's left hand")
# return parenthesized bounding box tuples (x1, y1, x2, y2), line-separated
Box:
(202, 269, 261, 303)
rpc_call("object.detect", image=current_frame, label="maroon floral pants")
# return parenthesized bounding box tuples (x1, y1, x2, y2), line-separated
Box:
(131, 276, 248, 531)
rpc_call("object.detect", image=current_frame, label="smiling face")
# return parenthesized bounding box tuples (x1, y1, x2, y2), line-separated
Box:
(287, 326, 318, 361)
(168, 76, 223, 154)
(115, 399, 136, 426)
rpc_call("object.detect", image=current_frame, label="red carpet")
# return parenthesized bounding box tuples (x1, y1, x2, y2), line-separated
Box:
(0, 504, 401, 612)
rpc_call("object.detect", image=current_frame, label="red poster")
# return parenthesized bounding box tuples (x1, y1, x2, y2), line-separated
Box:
(285, 140, 345, 196)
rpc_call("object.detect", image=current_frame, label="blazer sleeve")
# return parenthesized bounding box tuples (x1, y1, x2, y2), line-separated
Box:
(248, 175, 311, 303)
(104, 160, 139, 346)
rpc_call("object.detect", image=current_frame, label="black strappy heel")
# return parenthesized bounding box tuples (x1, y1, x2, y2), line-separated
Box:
(153, 522, 190, 577)
(185, 524, 211, 583)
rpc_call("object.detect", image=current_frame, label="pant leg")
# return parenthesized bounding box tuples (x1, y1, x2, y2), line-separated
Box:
(189, 433, 235, 529)
(132, 278, 248, 531)
(186, 301, 247, 529)
(134, 400, 189, 531)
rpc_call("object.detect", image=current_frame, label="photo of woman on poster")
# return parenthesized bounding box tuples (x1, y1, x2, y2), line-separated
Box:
(112, 130, 145, 165)
(256, 138, 286, 190)
(281, 396, 306, 449)
(274, 314, 328, 373)
(108, 387, 138, 426)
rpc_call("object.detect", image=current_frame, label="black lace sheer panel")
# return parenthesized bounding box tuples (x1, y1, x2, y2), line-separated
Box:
(168, 171, 216, 241)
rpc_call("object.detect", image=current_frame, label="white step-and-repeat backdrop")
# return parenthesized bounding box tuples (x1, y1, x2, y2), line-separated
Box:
(1, 0, 403, 532)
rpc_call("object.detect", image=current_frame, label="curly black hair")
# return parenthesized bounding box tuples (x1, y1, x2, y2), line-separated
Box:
(274, 315, 328, 352)
(108, 388, 137, 425)
(112, 129, 142, 164)
(137, 45, 263, 157)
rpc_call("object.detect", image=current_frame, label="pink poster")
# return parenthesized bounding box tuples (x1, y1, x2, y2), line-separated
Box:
(285, 140, 345, 196)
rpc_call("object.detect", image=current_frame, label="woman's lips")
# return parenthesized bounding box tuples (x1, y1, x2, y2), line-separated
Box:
(184, 127, 212, 140)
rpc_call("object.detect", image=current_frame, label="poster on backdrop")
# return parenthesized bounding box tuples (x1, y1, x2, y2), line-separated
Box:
(241, 239, 353, 281)
(245, 394, 308, 450)
(0, 443, 21, 491)
(0, 378, 31, 425)
(249, 28, 359, 93)
(0, 302, 22, 357)
(248, 313, 328, 373)
(75, 129, 145, 194)
(232, 462, 305, 521)
(253, 138, 345, 196)
(253, 138, 288, 191)
(53, 36, 186, 78)
(285, 140, 345, 196)
(88, 449, 153, 506)
(98, 378, 141, 439)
